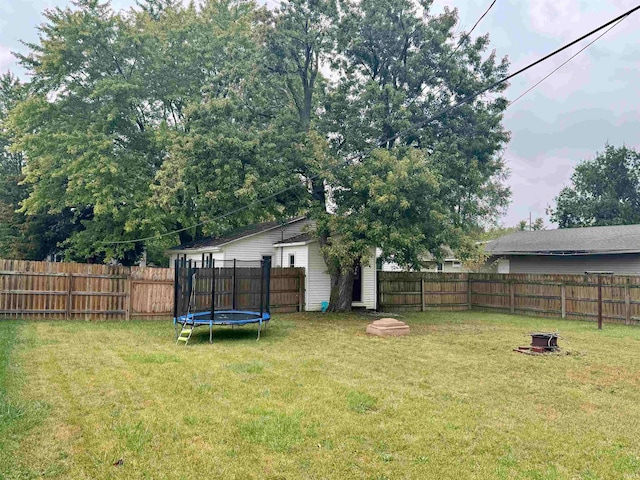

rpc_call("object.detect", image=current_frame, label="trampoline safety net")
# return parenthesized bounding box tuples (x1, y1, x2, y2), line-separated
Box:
(173, 258, 271, 320)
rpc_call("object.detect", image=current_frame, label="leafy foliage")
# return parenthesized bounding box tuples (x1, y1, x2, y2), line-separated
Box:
(10, 0, 270, 263)
(0, 73, 27, 258)
(5, 0, 510, 308)
(550, 144, 640, 228)
(516, 217, 545, 231)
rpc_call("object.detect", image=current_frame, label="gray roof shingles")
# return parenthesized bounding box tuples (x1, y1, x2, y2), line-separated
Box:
(486, 224, 640, 256)
(273, 232, 315, 245)
(169, 217, 306, 251)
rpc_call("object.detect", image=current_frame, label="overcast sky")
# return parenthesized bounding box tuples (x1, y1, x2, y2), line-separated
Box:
(1, 0, 639, 228)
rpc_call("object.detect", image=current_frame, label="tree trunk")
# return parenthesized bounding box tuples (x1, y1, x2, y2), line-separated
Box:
(327, 266, 354, 312)
(318, 230, 356, 312)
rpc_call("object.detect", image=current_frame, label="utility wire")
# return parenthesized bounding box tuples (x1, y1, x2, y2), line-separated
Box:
(510, 17, 626, 105)
(408, 0, 498, 109)
(380, 4, 639, 153)
(450, 0, 498, 57)
(466, 0, 497, 43)
(103, 4, 640, 246)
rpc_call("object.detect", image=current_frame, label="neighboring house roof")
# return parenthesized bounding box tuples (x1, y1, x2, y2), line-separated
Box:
(421, 246, 458, 262)
(486, 224, 640, 256)
(169, 216, 307, 252)
(273, 232, 315, 246)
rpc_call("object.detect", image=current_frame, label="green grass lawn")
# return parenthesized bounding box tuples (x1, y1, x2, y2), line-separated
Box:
(2, 311, 640, 479)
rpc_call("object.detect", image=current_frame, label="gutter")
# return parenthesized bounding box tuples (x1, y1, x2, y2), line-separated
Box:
(273, 240, 316, 248)
(487, 249, 640, 257)
(169, 247, 222, 254)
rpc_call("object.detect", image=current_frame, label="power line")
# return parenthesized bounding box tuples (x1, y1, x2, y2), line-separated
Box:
(466, 0, 497, 41)
(497, 6, 638, 85)
(408, 0, 498, 109)
(510, 17, 626, 105)
(103, 4, 640, 246)
(451, 0, 497, 57)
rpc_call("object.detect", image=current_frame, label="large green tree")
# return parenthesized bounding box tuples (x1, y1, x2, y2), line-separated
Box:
(0, 73, 74, 260)
(8, 0, 511, 310)
(152, 0, 307, 239)
(10, 0, 267, 263)
(264, 0, 510, 309)
(550, 144, 640, 228)
(0, 73, 28, 258)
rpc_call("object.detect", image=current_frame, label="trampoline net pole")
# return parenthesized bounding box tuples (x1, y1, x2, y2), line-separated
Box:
(232, 259, 237, 311)
(173, 258, 179, 320)
(260, 259, 264, 318)
(265, 257, 271, 314)
(211, 258, 216, 319)
(187, 259, 193, 315)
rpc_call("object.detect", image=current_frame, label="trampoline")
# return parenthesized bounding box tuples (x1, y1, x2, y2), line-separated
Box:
(173, 257, 271, 344)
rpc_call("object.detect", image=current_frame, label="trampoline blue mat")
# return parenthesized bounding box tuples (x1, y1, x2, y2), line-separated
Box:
(175, 310, 270, 326)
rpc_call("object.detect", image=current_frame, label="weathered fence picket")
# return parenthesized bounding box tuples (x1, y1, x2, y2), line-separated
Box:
(377, 271, 640, 325)
(0, 259, 305, 320)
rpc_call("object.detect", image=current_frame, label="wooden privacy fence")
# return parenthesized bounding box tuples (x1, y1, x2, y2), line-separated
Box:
(377, 272, 470, 311)
(0, 259, 305, 320)
(378, 271, 640, 326)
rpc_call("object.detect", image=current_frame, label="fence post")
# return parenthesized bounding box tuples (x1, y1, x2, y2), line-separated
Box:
(509, 280, 515, 314)
(66, 273, 73, 319)
(625, 279, 631, 325)
(125, 276, 132, 321)
(598, 274, 603, 330)
(467, 275, 472, 310)
(421, 277, 425, 312)
(561, 283, 566, 319)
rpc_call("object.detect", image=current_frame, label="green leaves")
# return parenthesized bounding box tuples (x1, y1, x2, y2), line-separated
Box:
(9, 0, 268, 263)
(5, 0, 510, 277)
(550, 144, 640, 228)
(323, 148, 447, 270)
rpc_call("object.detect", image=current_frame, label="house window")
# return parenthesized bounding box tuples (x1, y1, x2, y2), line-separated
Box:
(289, 254, 295, 268)
(437, 263, 444, 272)
(451, 261, 462, 268)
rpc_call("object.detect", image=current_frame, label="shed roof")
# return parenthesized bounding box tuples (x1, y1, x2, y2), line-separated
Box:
(486, 224, 640, 256)
(169, 217, 306, 251)
(273, 232, 315, 246)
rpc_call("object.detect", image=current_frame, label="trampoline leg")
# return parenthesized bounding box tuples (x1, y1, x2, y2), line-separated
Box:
(257, 319, 262, 341)
(209, 322, 213, 344)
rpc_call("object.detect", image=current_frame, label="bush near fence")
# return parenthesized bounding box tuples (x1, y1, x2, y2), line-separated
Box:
(377, 271, 640, 325)
(0, 259, 305, 320)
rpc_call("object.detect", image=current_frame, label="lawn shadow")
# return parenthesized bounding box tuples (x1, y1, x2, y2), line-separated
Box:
(181, 322, 291, 345)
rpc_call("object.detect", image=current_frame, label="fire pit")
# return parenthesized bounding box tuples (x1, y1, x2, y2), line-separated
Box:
(515, 332, 560, 355)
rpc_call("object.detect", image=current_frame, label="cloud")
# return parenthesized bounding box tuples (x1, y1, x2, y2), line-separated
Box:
(503, 150, 581, 225)
(527, 0, 640, 41)
(3, 0, 639, 231)
(506, 107, 640, 160)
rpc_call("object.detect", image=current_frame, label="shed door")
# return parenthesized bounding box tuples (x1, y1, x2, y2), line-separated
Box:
(352, 262, 362, 302)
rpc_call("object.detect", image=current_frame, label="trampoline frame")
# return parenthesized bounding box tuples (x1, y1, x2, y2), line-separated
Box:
(173, 256, 271, 343)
